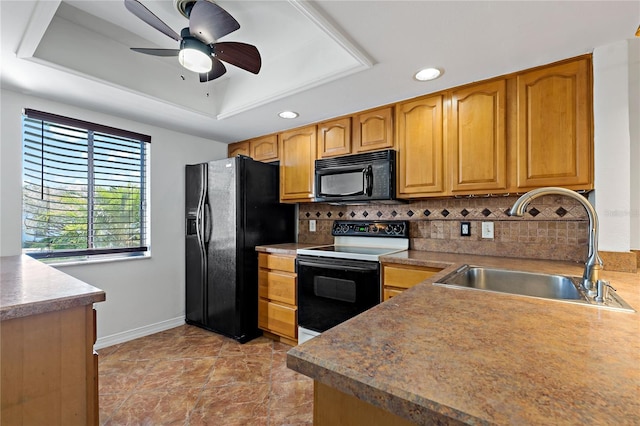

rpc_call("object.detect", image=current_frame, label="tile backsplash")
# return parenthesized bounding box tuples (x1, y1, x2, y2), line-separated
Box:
(298, 195, 589, 263)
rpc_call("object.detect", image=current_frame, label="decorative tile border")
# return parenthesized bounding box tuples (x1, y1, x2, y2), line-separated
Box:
(298, 195, 588, 222)
(298, 196, 590, 263)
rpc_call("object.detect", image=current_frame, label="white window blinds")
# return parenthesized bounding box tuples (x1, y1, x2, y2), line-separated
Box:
(22, 109, 150, 260)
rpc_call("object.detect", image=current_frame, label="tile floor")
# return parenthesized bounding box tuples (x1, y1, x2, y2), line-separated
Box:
(97, 324, 313, 425)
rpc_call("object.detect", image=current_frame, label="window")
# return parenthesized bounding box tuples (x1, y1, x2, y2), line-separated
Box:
(22, 109, 150, 261)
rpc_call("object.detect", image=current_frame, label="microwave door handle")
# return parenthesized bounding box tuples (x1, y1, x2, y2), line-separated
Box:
(364, 165, 373, 196)
(317, 189, 365, 197)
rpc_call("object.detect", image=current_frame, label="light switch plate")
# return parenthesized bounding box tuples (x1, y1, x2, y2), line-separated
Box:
(482, 222, 494, 239)
(309, 220, 316, 232)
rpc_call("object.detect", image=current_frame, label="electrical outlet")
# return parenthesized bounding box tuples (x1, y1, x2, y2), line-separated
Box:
(309, 220, 316, 232)
(482, 222, 494, 239)
(460, 222, 471, 236)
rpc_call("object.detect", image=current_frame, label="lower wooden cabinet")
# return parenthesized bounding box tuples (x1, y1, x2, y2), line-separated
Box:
(1, 305, 99, 426)
(258, 253, 298, 344)
(382, 263, 443, 301)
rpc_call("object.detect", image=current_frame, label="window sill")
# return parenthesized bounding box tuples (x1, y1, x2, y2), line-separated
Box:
(41, 252, 151, 268)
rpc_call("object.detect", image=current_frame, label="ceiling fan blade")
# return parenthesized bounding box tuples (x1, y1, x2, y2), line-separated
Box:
(124, 0, 181, 41)
(189, 0, 240, 44)
(213, 42, 261, 74)
(131, 48, 180, 57)
(200, 58, 227, 82)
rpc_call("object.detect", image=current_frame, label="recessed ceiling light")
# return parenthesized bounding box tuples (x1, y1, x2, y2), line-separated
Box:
(414, 68, 442, 81)
(278, 111, 299, 119)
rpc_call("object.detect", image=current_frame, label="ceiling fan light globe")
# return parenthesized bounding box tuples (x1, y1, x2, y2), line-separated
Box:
(179, 48, 212, 73)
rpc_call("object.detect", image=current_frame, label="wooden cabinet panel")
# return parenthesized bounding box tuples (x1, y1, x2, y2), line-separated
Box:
(279, 126, 317, 202)
(383, 265, 441, 289)
(516, 58, 592, 189)
(250, 134, 279, 162)
(228, 141, 250, 158)
(383, 288, 403, 301)
(353, 106, 394, 153)
(397, 95, 445, 197)
(382, 264, 443, 301)
(258, 299, 297, 339)
(259, 252, 295, 272)
(258, 270, 296, 305)
(1, 305, 98, 426)
(450, 80, 508, 193)
(315, 381, 415, 426)
(258, 253, 298, 342)
(318, 117, 352, 158)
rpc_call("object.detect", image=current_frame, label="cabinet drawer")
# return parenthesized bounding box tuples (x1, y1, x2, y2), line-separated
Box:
(258, 299, 297, 339)
(258, 253, 296, 273)
(383, 288, 403, 301)
(383, 265, 442, 289)
(258, 270, 296, 305)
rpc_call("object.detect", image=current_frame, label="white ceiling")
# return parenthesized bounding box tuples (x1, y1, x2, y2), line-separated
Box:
(1, 1, 638, 143)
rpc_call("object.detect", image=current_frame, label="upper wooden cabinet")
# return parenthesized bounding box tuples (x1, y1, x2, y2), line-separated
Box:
(228, 141, 250, 158)
(279, 125, 317, 203)
(228, 135, 279, 162)
(396, 95, 445, 197)
(449, 79, 508, 194)
(515, 58, 593, 190)
(353, 106, 395, 153)
(318, 117, 352, 159)
(250, 134, 279, 162)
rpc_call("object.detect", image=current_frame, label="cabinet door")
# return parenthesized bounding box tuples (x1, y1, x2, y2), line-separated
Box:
(450, 80, 507, 193)
(396, 95, 445, 197)
(228, 141, 250, 158)
(279, 125, 317, 202)
(250, 134, 279, 162)
(353, 106, 394, 153)
(318, 117, 352, 158)
(516, 58, 592, 189)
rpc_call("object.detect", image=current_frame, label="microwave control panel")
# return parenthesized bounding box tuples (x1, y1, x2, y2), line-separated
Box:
(331, 220, 408, 237)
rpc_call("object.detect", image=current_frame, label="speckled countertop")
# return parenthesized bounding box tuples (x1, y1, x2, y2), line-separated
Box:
(255, 243, 322, 255)
(1, 255, 106, 321)
(287, 250, 640, 425)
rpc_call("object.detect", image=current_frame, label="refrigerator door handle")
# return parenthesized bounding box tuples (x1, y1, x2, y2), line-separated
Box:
(204, 201, 212, 244)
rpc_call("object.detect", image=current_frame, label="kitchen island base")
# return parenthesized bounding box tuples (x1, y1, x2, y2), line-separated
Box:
(315, 382, 416, 426)
(1, 304, 98, 426)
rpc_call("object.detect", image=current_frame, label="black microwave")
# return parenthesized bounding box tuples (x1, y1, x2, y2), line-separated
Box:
(314, 149, 397, 203)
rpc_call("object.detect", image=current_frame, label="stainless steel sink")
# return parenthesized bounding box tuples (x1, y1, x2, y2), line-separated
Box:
(435, 265, 635, 312)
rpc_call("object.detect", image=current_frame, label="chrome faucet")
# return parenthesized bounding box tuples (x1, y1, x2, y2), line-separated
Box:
(509, 187, 603, 294)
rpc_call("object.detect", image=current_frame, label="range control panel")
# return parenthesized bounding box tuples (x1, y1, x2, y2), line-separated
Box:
(331, 220, 409, 237)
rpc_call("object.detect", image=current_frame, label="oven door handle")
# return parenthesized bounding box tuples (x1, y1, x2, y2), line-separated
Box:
(297, 259, 378, 272)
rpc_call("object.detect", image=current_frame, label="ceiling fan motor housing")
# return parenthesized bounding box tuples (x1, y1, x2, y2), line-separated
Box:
(175, 0, 198, 19)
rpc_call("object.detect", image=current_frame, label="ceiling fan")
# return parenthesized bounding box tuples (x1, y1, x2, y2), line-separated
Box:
(124, 0, 261, 82)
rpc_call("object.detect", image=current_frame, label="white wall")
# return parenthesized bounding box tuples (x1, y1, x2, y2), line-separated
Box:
(592, 39, 638, 252)
(629, 39, 640, 250)
(0, 89, 226, 346)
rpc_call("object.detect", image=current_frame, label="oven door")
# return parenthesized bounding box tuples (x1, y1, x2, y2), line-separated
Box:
(296, 255, 380, 333)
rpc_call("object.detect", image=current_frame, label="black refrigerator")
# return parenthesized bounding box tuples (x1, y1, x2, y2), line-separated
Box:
(185, 156, 295, 342)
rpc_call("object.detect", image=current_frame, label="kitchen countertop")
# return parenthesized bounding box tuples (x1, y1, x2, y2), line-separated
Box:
(287, 250, 640, 425)
(255, 242, 322, 255)
(1, 255, 106, 321)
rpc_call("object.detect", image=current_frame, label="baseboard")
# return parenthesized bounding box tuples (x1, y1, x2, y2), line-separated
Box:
(95, 316, 185, 349)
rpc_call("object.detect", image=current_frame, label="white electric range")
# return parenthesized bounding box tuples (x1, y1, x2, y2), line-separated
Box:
(295, 220, 409, 344)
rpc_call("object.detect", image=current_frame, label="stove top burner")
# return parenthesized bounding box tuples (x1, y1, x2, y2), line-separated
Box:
(297, 220, 409, 261)
(309, 245, 402, 256)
